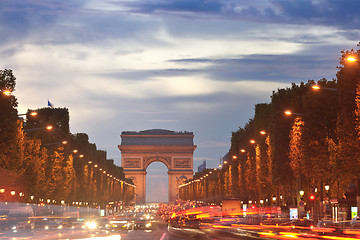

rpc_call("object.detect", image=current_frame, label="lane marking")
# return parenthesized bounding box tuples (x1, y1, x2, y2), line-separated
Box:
(160, 232, 167, 240)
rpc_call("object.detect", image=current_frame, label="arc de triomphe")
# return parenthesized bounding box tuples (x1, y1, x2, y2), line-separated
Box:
(118, 129, 196, 205)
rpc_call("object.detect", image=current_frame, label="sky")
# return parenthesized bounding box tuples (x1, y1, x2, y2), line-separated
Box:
(1, 0, 360, 202)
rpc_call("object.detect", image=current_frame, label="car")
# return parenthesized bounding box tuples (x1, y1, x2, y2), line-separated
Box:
(43, 219, 64, 230)
(133, 217, 153, 230)
(62, 219, 86, 230)
(107, 216, 132, 231)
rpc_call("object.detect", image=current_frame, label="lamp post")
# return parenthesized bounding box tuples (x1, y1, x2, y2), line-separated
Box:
(18, 111, 38, 117)
(324, 184, 330, 219)
(298, 190, 305, 219)
(311, 84, 338, 92)
(284, 110, 303, 116)
(23, 125, 53, 132)
(346, 56, 360, 218)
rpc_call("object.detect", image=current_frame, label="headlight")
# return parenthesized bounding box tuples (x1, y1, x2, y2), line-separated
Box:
(57, 225, 63, 229)
(11, 226, 17, 230)
(86, 221, 97, 229)
(145, 223, 152, 228)
(45, 226, 49, 230)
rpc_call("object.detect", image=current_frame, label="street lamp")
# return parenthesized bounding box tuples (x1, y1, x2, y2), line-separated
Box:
(1, 90, 11, 96)
(347, 56, 357, 62)
(43, 140, 68, 146)
(285, 110, 303, 116)
(311, 84, 338, 92)
(259, 131, 266, 135)
(299, 190, 305, 197)
(18, 111, 38, 117)
(24, 125, 53, 132)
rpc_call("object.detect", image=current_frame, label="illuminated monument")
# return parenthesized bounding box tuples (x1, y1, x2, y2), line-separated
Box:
(118, 129, 196, 204)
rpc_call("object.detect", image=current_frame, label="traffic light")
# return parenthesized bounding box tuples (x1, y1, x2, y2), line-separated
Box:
(309, 195, 315, 201)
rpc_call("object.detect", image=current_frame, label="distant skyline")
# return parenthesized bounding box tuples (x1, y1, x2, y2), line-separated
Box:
(2, 0, 360, 202)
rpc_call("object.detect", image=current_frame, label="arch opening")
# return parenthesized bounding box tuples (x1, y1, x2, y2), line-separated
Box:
(146, 161, 168, 203)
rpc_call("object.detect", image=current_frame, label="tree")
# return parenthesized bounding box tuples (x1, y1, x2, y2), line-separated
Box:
(0, 69, 19, 170)
(24, 107, 70, 146)
(23, 135, 47, 198)
(46, 150, 65, 199)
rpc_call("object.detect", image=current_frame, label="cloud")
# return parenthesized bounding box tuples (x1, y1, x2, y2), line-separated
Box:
(149, 119, 178, 123)
(102, 0, 360, 31)
(3, 0, 360, 175)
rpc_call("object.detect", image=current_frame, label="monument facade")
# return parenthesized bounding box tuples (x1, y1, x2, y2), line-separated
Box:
(118, 129, 196, 204)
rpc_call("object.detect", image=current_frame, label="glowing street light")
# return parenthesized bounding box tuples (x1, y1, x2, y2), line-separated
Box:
(347, 56, 357, 62)
(1, 90, 11, 96)
(240, 149, 246, 153)
(285, 110, 302, 116)
(285, 110, 293, 115)
(18, 111, 38, 117)
(24, 125, 53, 132)
(311, 84, 337, 92)
(232, 155, 237, 159)
(249, 139, 256, 144)
(259, 131, 266, 135)
(312, 85, 321, 90)
(299, 190, 305, 196)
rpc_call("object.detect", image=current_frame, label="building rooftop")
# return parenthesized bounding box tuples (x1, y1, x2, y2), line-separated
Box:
(120, 129, 195, 146)
(121, 129, 193, 136)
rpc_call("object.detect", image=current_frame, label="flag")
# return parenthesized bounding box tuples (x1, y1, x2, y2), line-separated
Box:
(48, 100, 54, 108)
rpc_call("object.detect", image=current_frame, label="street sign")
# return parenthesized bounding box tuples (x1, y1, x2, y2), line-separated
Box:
(330, 199, 338, 204)
(299, 200, 305, 207)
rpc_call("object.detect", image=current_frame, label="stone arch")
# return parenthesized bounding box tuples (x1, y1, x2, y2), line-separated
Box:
(143, 156, 171, 170)
(118, 129, 196, 204)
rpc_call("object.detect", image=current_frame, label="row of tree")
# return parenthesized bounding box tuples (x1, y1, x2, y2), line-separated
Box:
(179, 44, 360, 210)
(0, 69, 135, 206)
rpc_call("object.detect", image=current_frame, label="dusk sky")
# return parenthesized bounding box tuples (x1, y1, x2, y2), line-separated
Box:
(2, 0, 360, 202)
